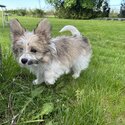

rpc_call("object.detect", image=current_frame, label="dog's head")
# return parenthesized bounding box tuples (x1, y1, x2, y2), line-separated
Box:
(10, 19, 52, 66)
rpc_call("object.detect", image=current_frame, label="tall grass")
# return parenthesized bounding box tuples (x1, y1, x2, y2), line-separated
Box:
(0, 16, 125, 125)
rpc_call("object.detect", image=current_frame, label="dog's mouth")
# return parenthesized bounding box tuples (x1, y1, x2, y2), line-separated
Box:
(27, 60, 39, 65)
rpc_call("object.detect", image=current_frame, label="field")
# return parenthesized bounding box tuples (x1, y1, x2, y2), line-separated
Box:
(0, 16, 125, 125)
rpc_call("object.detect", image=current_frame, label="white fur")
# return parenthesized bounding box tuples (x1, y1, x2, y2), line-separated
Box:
(49, 42, 57, 52)
(28, 52, 91, 85)
(72, 54, 91, 79)
(60, 25, 81, 36)
(29, 60, 70, 85)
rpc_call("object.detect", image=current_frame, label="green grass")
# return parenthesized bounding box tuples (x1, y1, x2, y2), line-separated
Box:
(1, 16, 125, 125)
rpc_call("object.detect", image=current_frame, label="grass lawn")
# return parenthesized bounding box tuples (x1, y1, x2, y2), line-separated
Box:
(0, 16, 125, 125)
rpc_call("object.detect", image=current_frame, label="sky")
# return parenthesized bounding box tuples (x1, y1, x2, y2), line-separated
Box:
(0, 0, 122, 11)
(110, 0, 122, 11)
(0, 0, 53, 11)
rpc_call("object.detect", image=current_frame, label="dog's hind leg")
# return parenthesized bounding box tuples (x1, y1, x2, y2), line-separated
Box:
(72, 55, 90, 79)
(72, 67, 81, 79)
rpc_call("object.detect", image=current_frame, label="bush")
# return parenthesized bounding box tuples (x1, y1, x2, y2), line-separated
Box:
(17, 9, 27, 16)
(55, 7, 107, 19)
(46, 10, 55, 16)
(55, 7, 93, 19)
(8, 9, 45, 17)
(31, 9, 45, 17)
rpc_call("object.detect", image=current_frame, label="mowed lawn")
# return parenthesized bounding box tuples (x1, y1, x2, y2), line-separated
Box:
(0, 16, 125, 125)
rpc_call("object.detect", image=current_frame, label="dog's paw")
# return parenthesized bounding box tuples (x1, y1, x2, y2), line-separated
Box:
(72, 73, 80, 79)
(45, 79, 55, 85)
(33, 78, 44, 85)
(33, 79, 42, 85)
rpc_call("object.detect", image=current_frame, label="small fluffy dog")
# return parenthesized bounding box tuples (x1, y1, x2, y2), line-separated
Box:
(10, 19, 92, 85)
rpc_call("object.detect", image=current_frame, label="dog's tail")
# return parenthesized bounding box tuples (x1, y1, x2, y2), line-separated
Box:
(59, 25, 81, 37)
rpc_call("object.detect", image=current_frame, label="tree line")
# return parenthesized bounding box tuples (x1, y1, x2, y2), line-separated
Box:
(7, 9, 45, 17)
(6, 0, 125, 19)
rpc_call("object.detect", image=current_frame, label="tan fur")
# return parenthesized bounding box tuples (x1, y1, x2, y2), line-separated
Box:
(10, 19, 26, 43)
(34, 18, 51, 43)
(52, 36, 91, 67)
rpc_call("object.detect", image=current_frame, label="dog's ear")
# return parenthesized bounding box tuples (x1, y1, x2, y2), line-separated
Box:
(10, 19, 26, 42)
(34, 19, 51, 43)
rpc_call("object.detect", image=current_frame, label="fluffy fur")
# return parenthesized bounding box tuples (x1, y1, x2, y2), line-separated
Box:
(10, 19, 92, 85)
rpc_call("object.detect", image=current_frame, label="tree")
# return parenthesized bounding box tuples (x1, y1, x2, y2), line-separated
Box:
(102, 0, 110, 17)
(46, 0, 110, 19)
(119, 0, 125, 17)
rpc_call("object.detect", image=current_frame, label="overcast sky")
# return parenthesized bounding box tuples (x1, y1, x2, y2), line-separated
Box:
(0, 0, 122, 11)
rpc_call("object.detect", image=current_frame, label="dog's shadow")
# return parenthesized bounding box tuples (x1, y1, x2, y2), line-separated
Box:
(14, 68, 78, 93)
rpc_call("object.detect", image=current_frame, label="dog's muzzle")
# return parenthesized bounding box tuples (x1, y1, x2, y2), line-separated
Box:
(27, 60, 39, 65)
(21, 58, 39, 65)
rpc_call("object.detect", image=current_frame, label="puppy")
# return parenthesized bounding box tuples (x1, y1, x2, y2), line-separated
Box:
(10, 19, 92, 85)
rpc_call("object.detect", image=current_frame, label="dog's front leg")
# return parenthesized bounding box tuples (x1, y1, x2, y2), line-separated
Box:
(33, 73, 44, 85)
(44, 70, 56, 85)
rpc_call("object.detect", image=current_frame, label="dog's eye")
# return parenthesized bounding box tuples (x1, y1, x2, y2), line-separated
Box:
(31, 48, 37, 53)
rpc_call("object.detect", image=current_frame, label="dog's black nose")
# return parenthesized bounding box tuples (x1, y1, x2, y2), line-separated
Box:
(21, 58, 28, 64)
